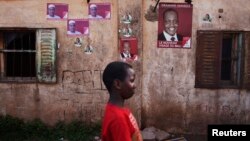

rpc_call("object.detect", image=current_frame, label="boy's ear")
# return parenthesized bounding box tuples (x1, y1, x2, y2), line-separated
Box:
(113, 79, 122, 89)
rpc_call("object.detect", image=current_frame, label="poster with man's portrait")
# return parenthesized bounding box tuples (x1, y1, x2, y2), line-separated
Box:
(88, 3, 111, 20)
(120, 38, 138, 62)
(67, 19, 89, 36)
(47, 3, 68, 20)
(157, 3, 193, 48)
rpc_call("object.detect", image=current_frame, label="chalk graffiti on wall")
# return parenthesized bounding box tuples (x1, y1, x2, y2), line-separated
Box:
(62, 70, 106, 94)
(56, 99, 105, 122)
(194, 104, 247, 123)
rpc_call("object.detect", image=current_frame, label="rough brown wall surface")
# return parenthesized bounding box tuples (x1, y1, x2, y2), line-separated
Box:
(118, 0, 143, 127)
(0, 0, 126, 125)
(142, 0, 250, 134)
(1, 0, 250, 135)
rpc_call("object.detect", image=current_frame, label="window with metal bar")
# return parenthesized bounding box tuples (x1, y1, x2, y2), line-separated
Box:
(220, 33, 242, 86)
(195, 30, 250, 89)
(0, 30, 36, 82)
(0, 28, 57, 83)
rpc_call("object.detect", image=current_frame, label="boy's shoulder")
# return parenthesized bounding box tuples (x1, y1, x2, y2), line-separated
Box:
(103, 104, 133, 128)
(105, 103, 130, 118)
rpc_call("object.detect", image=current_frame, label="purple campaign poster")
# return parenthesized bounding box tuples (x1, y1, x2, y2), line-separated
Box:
(88, 3, 111, 20)
(67, 19, 89, 36)
(47, 3, 68, 20)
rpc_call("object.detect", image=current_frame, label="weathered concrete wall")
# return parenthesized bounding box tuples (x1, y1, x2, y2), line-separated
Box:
(0, 0, 143, 125)
(118, 0, 143, 127)
(142, 0, 250, 134)
(1, 0, 250, 136)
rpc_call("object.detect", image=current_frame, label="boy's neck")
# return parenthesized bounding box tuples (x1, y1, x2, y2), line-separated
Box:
(108, 92, 125, 107)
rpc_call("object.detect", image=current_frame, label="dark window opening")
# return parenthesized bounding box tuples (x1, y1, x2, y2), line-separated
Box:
(220, 33, 242, 86)
(4, 31, 36, 77)
(0, 30, 36, 80)
(221, 34, 233, 80)
(195, 31, 245, 89)
(0, 28, 57, 83)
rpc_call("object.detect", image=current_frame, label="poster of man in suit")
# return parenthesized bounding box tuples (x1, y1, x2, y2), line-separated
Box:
(120, 38, 138, 62)
(157, 3, 192, 48)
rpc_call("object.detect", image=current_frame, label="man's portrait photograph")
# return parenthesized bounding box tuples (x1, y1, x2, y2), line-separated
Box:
(88, 3, 111, 20)
(122, 25, 132, 37)
(157, 3, 193, 48)
(121, 12, 132, 24)
(46, 3, 68, 20)
(67, 19, 89, 36)
(120, 38, 138, 62)
(84, 44, 94, 54)
(74, 37, 82, 47)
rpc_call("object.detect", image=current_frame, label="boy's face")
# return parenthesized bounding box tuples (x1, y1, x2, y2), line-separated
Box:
(120, 68, 136, 99)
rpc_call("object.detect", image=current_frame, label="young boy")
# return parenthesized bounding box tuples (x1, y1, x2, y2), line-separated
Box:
(101, 61, 142, 141)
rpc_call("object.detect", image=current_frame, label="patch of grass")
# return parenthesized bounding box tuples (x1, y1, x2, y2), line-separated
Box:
(0, 115, 101, 141)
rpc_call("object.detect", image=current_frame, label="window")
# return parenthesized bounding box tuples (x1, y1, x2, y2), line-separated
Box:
(195, 31, 250, 89)
(0, 29, 57, 83)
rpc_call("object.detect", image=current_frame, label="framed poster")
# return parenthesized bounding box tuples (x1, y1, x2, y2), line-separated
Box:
(157, 3, 193, 48)
(67, 19, 89, 36)
(120, 38, 138, 62)
(47, 3, 68, 20)
(88, 3, 111, 20)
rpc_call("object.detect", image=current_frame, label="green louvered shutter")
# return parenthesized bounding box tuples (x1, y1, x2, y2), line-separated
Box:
(36, 29, 57, 83)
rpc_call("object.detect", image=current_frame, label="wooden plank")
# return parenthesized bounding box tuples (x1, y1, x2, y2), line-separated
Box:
(0, 33, 4, 78)
(244, 32, 250, 89)
(195, 31, 222, 88)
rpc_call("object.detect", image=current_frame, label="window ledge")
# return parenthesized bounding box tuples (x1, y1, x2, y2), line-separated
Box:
(0, 77, 37, 83)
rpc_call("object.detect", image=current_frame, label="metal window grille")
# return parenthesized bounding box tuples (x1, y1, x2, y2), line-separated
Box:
(0, 30, 36, 82)
(220, 33, 242, 86)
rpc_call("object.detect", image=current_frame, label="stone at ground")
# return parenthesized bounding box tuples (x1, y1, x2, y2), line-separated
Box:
(142, 126, 171, 141)
(164, 137, 187, 141)
(155, 129, 171, 141)
(141, 129, 156, 141)
(143, 126, 157, 133)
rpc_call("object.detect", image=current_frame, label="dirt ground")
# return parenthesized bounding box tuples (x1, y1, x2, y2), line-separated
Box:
(181, 134, 207, 141)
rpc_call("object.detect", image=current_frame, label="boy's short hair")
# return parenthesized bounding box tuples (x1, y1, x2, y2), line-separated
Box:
(102, 61, 132, 92)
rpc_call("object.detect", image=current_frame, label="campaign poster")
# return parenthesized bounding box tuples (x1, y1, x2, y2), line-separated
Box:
(120, 38, 138, 62)
(157, 3, 193, 48)
(47, 3, 68, 20)
(67, 19, 89, 36)
(88, 3, 111, 20)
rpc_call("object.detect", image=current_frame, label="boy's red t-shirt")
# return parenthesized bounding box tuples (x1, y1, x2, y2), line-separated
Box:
(101, 103, 142, 141)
